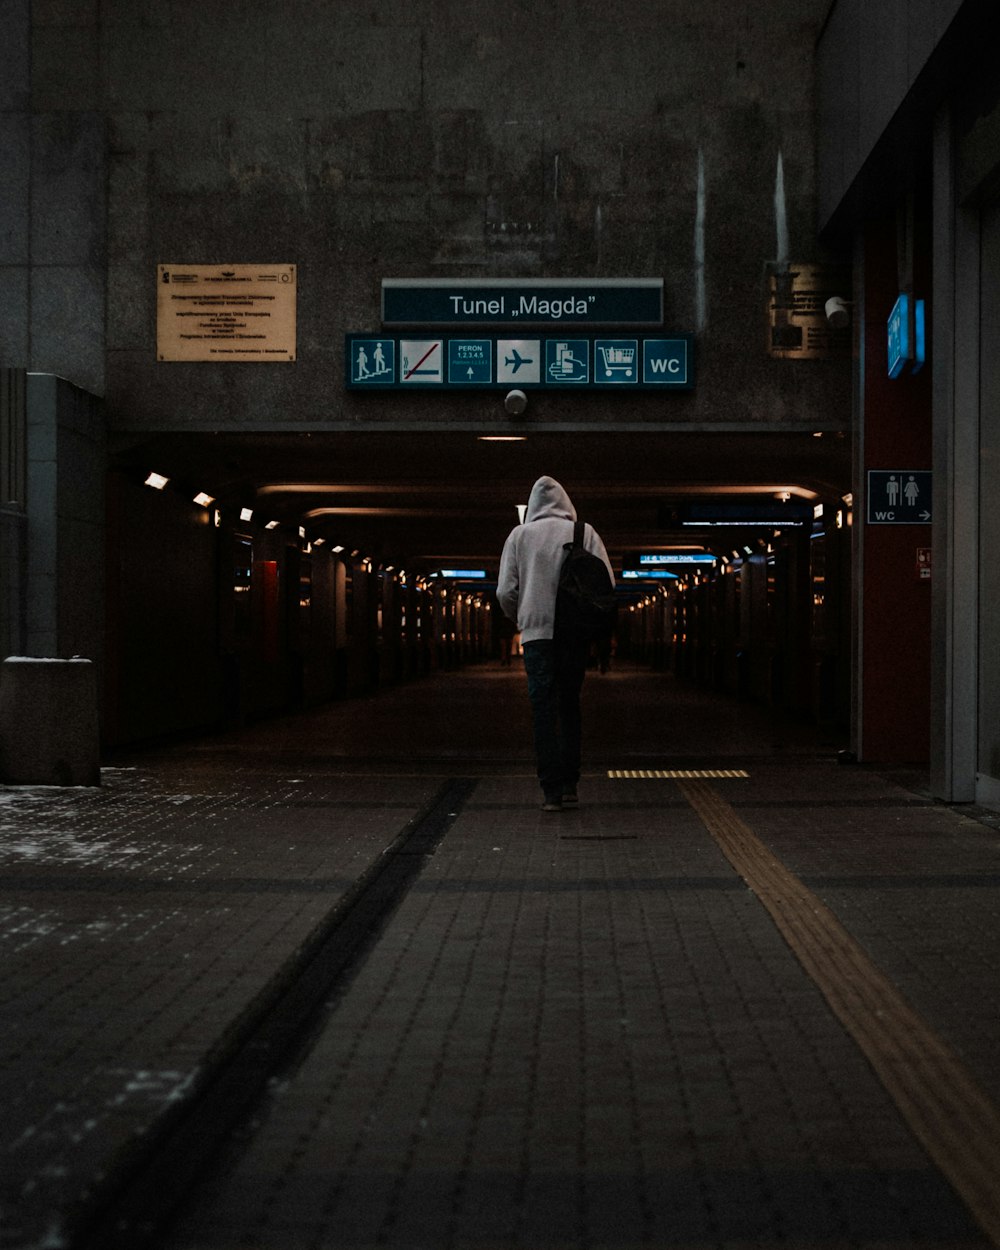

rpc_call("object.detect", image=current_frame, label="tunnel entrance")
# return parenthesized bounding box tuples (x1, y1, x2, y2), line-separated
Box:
(104, 429, 851, 746)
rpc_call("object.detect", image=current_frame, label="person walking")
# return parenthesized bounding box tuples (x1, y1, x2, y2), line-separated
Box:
(497, 476, 615, 811)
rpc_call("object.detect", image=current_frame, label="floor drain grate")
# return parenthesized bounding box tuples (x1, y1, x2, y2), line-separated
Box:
(608, 768, 750, 779)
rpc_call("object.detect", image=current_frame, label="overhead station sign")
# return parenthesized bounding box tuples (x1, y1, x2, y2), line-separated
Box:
(637, 553, 717, 565)
(620, 552, 717, 579)
(669, 501, 813, 528)
(346, 334, 693, 391)
(382, 278, 663, 327)
(157, 265, 296, 361)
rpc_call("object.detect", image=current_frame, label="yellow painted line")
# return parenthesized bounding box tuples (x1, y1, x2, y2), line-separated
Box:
(677, 777, 1000, 1247)
(608, 768, 750, 780)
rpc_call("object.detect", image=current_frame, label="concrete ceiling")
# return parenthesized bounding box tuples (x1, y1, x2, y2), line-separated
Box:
(113, 428, 851, 573)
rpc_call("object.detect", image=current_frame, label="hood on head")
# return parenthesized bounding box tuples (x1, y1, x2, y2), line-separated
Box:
(525, 476, 576, 523)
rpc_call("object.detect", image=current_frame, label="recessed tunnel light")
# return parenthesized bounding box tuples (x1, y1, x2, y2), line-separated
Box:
(145, 472, 169, 490)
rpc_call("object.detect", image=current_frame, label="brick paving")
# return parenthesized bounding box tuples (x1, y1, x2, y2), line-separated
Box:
(3, 664, 1000, 1248)
(0, 757, 441, 1250)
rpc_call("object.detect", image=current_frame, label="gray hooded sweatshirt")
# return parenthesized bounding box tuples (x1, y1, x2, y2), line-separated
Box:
(496, 476, 614, 643)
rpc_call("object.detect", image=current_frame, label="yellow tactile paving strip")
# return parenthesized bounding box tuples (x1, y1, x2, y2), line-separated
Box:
(608, 768, 750, 779)
(678, 777, 1000, 1249)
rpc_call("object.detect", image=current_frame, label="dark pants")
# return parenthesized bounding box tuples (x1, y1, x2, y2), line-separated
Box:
(522, 638, 589, 800)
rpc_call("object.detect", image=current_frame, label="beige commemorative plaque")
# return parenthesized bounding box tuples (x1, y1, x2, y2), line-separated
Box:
(157, 264, 296, 361)
(767, 262, 850, 359)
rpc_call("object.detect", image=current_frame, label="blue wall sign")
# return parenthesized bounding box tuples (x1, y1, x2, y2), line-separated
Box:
(345, 333, 694, 391)
(594, 339, 638, 382)
(643, 340, 689, 384)
(887, 294, 912, 378)
(349, 338, 395, 384)
(913, 299, 926, 373)
(448, 339, 492, 383)
(382, 279, 663, 326)
(545, 340, 590, 383)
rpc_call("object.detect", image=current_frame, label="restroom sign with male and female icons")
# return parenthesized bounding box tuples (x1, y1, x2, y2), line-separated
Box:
(866, 470, 933, 524)
(346, 334, 693, 390)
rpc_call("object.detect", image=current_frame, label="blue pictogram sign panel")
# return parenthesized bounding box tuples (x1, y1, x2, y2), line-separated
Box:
(887, 294, 911, 379)
(345, 334, 693, 391)
(448, 340, 492, 384)
(594, 339, 638, 383)
(545, 340, 590, 383)
(350, 338, 395, 384)
(643, 339, 689, 384)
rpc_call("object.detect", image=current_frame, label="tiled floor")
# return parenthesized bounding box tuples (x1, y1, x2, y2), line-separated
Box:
(3, 664, 999, 1248)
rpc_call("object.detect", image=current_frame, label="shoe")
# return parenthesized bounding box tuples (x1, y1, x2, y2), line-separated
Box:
(541, 798, 563, 812)
(562, 791, 578, 806)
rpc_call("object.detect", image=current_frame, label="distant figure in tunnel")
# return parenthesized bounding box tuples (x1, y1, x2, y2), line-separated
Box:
(497, 476, 615, 812)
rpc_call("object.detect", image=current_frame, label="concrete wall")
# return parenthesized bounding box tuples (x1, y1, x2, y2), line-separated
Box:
(0, 0, 107, 396)
(4, 0, 850, 434)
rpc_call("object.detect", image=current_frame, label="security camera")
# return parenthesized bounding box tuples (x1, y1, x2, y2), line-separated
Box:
(505, 389, 527, 416)
(824, 296, 851, 329)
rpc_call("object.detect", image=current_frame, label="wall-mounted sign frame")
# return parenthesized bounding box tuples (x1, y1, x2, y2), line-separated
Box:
(866, 470, 932, 524)
(887, 294, 912, 378)
(887, 293, 926, 377)
(381, 278, 663, 327)
(157, 264, 296, 362)
(345, 333, 693, 391)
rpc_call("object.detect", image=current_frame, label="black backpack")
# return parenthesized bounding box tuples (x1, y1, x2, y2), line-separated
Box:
(554, 521, 617, 643)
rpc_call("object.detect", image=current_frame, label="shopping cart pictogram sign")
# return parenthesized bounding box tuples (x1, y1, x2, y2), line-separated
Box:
(595, 339, 638, 382)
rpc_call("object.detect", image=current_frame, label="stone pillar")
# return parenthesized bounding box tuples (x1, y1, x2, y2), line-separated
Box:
(0, 657, 100, 786)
